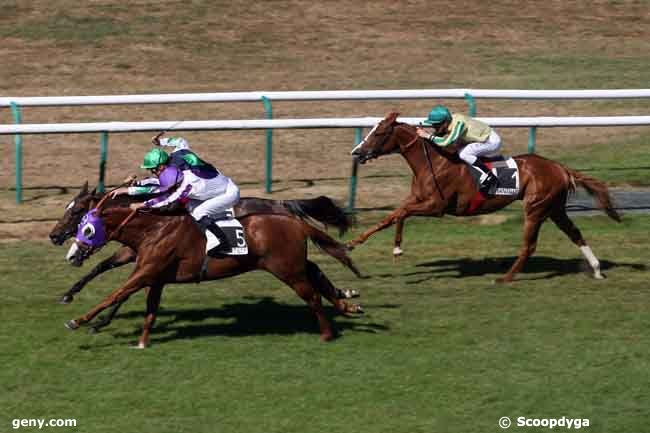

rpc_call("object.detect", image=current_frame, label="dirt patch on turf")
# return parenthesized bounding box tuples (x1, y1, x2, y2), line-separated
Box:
(1, 1, 649, 241)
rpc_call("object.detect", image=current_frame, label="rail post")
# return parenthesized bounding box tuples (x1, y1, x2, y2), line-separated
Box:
(464, 92, 477, 116)
(10, 102, 23, 204)
(98, 132, 109, 192)
(528, 126, 537, 153)
(261, 96, 273, 193)
(347, 127, 362, 212)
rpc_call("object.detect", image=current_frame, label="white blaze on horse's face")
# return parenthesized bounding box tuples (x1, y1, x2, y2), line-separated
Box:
(350, 123, 379, 155)
(65, 200, 75, 211)
(65, 242, 80, 263)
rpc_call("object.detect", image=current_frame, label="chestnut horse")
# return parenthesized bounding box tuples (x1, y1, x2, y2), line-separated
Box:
(349, 112, 621, 282)
(50, 183, 358, 311)
(63, 193, 363, 347)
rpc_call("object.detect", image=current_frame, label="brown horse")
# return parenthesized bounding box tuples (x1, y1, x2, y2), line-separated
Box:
(63, 193, 363, 347)
(349, 112, 621, 282)
(50, 183, 358, 311)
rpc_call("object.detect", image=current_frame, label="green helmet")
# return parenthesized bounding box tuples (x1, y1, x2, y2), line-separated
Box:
(422, 105, 452, 126)
(141, 148, 169, 169)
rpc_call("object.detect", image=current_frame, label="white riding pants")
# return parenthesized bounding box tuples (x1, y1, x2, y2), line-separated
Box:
(188, 178, 240, 220)
(458, 130, 502, 165)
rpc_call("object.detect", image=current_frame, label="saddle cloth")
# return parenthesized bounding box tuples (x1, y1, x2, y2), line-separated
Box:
(469, 156, 520, 196)
(204, 207, 248, 256)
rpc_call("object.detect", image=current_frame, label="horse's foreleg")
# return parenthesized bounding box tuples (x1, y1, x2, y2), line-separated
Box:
(347, 207, 409, 249)
(59, 246, 137, 304)
(137, 284, 164, 349)
(65, 271, 149, 330)
(393, 218, 406, 258)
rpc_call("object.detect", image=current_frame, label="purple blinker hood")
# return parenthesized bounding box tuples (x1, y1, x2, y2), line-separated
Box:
(75, 208, 107, 248)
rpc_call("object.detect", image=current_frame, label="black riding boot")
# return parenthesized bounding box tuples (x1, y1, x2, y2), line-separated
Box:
(197, 216, 229, 253)
(471, 160, 498, 194)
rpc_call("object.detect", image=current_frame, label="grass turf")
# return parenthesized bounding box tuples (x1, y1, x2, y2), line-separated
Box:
(1, 214, 648, 433)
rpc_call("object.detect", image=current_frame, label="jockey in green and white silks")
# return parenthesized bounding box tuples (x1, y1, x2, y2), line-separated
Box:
(416, 105, 501, 193)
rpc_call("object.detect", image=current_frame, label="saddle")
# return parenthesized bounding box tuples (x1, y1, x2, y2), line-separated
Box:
(469, 156, 520, 196)
(203, 208, 248, 256)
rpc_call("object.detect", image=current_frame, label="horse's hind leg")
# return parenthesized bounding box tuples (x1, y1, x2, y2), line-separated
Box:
(550, 209, 604, 279)
(497, 214, 545, 283)
(137, 284, 164, 349)
(306, 261, 362, 314)
(282, 274, 336, 342)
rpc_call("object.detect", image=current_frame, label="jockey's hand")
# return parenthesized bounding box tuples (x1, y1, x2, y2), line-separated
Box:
(110, 187, 128, 199)
(415, 127, 432, 140)
(130, 202, 146, 211)
(152, 132, 164, 146)
(122, 175, 137, 185)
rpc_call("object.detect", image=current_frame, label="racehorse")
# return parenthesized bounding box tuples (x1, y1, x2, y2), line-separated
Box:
(50, 183, 359, 313)
(61, 190, 363, 346)
(349, 112, 621, 282)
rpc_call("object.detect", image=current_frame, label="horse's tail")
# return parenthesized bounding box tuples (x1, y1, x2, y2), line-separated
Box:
(282, 196, 352, 236)
(304, 224, 363, 278)
(565, 168, 622, 222)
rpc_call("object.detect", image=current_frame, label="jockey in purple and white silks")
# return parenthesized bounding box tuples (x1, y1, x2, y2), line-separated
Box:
(113, 143, 240, 252)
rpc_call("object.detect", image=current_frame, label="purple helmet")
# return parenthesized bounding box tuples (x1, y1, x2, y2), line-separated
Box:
(157, 165, 183, 189)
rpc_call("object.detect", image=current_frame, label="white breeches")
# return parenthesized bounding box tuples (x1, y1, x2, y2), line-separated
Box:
(188, 178, 240, 220)
(458, 130, 502, 165)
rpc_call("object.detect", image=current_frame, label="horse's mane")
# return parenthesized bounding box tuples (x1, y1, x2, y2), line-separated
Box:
(395, 121, 460, 164)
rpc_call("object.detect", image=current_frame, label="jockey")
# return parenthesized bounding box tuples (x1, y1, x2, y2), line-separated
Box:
(416, 105, 501, 193)
(113, 144, 240, 253)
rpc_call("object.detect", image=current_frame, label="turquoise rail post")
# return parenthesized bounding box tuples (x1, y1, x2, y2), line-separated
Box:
(98, 132, 109, 193)
(528, 126, 537, 153)
(347, 127, 362, 212)
(261, 96, 273, 193)
(464, 92, 476, 116)
(10, 102, 23, 204)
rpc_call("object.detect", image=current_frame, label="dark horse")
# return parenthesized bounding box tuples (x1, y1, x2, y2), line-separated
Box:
(349, 112, 621, 282)
(61, 191, 363, 347)
(50, 183, 359, 309)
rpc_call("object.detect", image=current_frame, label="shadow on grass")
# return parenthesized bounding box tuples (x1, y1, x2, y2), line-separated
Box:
(96, 296, 391, 346)
(376, 256, 646, 283)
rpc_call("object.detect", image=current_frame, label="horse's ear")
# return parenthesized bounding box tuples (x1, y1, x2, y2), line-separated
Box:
(80, 181, 88, 194)
(90, 187, 97, 197)
(386, 112, 400, 123)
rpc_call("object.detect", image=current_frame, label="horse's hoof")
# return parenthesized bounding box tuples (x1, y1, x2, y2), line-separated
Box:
(346, 241, 357, 251)
(494, 276, 512, 284)
(320, 332, 336, 342)
(593, 272, 606, 280)
(59, 294, 74, 304)
(337, 288, 360, 299)
(87, 327, 99, 335)
(65, 320, 80, 330)
(392, 246, 403, 257)
(130, 342, 147, 349)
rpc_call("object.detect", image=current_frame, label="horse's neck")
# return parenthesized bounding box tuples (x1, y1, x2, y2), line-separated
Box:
(105, 209, 181, 249)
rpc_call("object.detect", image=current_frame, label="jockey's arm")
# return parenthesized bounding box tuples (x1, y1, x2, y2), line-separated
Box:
(144, 178, 191, 209)
(127, 177, 161, 195)
(432, 120, 466, 147)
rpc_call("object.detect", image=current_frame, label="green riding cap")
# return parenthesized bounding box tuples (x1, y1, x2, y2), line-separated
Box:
(141, 148, 170, 169)
(422, 105, 452, 126)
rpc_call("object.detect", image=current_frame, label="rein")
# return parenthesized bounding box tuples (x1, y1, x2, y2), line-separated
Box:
(401, 127, 445, 202)
(107, 208, 139, 242)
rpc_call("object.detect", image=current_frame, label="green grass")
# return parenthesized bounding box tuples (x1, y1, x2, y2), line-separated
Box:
(1, 214, 648, 433)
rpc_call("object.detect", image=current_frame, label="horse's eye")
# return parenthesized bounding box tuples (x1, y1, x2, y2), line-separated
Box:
(82, 224, 95, 239)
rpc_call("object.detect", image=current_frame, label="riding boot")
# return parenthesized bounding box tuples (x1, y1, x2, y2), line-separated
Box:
(197, 216, 229, 254)
(471, 160, 498, 194)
